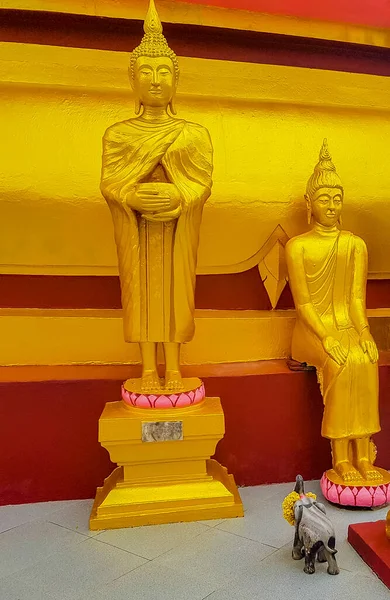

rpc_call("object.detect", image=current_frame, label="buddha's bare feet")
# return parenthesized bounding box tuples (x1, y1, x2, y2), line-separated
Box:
(165, 370, 184, 392)
(356, 459, 383, 482)
(141, 370, 161, 392)
(334, 461, 363, 483)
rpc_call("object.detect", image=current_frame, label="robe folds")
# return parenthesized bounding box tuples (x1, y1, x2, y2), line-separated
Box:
(101, 117, 213, 343)
(291, 231, 380, 440)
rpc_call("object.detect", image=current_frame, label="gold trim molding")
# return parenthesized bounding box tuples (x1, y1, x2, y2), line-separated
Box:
(0, 308, 389, 367)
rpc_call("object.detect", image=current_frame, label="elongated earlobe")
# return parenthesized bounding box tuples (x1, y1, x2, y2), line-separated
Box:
(135, 98, 142, 115)
(169, 98, 177, 115)
(304, 194, 312, 226)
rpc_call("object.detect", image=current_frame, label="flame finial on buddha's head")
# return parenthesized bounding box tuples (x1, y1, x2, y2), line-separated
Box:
(130, 0, 180, 82)
(306, 138, 343, 200)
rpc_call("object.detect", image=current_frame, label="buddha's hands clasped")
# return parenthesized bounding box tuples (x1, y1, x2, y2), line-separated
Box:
(126, 184, 170, 213)
(359, 328, 379, 363)
(322, 336, 348, 366)
(126, 184, 181, 220)
(142, 183, 182, 221)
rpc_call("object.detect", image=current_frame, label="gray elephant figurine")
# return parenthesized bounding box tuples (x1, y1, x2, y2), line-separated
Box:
(290, 475, 339, 575)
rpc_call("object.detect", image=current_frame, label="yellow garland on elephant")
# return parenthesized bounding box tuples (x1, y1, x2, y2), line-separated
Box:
(282, 491, 317, 526)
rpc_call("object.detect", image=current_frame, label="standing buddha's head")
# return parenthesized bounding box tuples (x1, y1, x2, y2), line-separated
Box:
(305, 139, 344, 228)
(129, 0, 180, 114)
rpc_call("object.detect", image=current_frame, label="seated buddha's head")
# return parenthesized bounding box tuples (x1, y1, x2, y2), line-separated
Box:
(129, 0, 180, 115)
(305, 139, 344, 228)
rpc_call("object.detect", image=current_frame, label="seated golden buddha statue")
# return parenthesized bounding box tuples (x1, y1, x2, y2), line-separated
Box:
(100, 0, 213, 391)
(286, 139, 385, 484)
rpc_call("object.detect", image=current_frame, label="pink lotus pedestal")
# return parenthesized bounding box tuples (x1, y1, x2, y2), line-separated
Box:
(321, 471, 390, 508)
(121, 377, 205, 409)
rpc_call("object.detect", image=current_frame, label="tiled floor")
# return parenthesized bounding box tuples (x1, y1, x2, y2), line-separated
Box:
(0, 480, 389, 600)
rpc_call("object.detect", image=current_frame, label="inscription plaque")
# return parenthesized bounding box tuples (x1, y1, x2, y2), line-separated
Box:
(142, 421, 183, 443)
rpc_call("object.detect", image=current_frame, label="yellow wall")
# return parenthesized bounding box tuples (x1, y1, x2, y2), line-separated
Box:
(1, 43, 390, 278)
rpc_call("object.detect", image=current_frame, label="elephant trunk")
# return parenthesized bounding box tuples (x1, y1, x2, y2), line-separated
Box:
(294, 474, 305, 495)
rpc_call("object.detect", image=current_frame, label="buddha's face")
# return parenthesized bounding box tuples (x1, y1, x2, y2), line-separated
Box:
(309, 187, 343, 227)
(133, 56, 176, 108)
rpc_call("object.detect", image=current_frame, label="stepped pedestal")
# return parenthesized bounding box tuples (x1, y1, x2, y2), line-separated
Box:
(90, 392, 243, 530)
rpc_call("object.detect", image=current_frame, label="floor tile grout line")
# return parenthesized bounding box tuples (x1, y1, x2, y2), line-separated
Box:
(0, 513, 59, 536)
(201, 592, 218, 600)
(0, 523, 35, 536)
(0, 536, 96, 585)
(194, 553, 294, 600)
(0, 516, 92, 539)
(196, 520, 227, 528)
(263, 545, 379, 580)
(90, 536, 155, 561)
(0, 536, 153, 591)
(46, 520, 93, 538)
(0, 534, 154, 593)
(336, 564, 379, 579)
(213, 525, 282, 551)
(92, 519, 260, 575)
(94, 522, 215, 564)
(108, 560, 154, 584)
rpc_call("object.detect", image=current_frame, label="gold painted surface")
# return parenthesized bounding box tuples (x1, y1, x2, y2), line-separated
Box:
(0, 359, 303, 383)
(90, 461, 243, 528)
(2, 0, 389, 48)
(1, 307, 389, 367)
(258, 225, 289, 308)
(1, 44, 390, 282)
(99, 0, 213, 390)
(90, 397, 243, 529)
(286, 140, 386, 487)
(0, 308, 295, 365)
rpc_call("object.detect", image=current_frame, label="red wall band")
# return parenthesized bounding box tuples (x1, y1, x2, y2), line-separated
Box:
(1, 362, 389, 505)
(1, 10, 390, 76)
(1, 273, 390, 311)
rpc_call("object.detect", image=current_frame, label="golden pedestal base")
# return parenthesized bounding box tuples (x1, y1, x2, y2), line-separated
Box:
(90, 397, 243, 530)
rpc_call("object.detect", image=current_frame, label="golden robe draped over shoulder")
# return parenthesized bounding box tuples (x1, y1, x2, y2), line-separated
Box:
(291, 231, 380, 440)
(100, 118, 213, 343)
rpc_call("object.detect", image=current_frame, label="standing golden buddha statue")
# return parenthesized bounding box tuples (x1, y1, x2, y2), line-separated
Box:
(90, 0, 242, 530)
(101, 0, 213, 394)
(286, 140, 390, 507)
